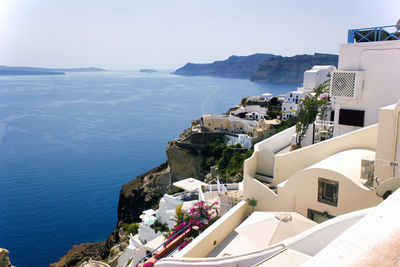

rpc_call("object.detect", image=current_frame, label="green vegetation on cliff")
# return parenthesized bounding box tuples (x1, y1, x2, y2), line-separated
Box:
(202, 138, 254, 180)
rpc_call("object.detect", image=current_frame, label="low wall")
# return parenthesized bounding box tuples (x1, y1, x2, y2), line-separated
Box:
(274, 124, 378, 185)
(205, 183, 240, 191)
(256, 126, 295, 176)
(174, 200, 250, 258)
(243, 175, 277, 211)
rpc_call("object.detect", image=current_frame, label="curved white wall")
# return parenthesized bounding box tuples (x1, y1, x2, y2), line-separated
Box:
(274, 124, 378, 185)
(276, 168, 381, 217)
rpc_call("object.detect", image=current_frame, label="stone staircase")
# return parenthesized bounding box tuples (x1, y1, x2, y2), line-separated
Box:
(254, 172, 277, 194)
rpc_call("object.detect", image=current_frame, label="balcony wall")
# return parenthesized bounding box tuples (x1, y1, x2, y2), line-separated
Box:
(274, 124, 378, 185)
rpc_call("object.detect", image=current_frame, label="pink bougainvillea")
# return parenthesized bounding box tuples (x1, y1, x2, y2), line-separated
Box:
(167, 201, 218, 245)
(143, 261, 155, 267)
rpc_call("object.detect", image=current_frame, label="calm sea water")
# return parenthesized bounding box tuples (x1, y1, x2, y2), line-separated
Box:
(0, 70, 299, 266)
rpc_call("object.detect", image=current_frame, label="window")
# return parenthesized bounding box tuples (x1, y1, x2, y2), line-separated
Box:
(339, 109, 365, 127)
(318, 178, 338, 206)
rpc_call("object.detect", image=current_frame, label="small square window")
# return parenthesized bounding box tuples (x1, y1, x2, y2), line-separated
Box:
(318, 178, 338, 206)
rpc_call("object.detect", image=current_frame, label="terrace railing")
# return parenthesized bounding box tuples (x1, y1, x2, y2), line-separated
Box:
(348, 24, 400, 43)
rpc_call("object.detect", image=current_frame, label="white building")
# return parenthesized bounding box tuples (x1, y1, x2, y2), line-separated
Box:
(281, 90, 306, 120)
(331, 40, 400, 137)
(244, 111, 264, 121)
(281, 66, 336, 120)
(231, 105, 268, 118)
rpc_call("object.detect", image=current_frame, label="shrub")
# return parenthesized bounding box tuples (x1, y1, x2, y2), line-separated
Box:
(122, 223, 139, 235)
(202, 139, 254, 180)
(246, 197, 258, 212)
(167, 187, 184, 195)
(150, 219, 169, 233)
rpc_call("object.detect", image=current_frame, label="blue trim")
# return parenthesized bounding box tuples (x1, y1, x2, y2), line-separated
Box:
(348, 24, 400, 43)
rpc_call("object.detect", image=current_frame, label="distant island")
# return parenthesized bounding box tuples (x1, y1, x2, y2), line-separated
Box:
(0, 65, 106, 76)
(139, 69, 157, 73)
(172, 53, 338, 84)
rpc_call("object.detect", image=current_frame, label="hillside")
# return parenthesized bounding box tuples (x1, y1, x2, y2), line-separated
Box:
(251, 53, 338, 83)
(172, 53, 277, 79)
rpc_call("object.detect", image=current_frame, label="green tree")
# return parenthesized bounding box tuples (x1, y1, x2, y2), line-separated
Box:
(295, 81, 330, 147)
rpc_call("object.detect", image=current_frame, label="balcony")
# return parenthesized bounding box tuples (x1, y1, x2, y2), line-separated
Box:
(348, 24, 400, 43)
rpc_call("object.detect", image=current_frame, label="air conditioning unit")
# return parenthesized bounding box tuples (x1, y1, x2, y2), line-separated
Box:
(330, 71, 364, 99)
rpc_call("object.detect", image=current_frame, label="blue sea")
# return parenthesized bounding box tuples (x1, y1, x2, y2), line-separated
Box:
(0, 70, 299, 266)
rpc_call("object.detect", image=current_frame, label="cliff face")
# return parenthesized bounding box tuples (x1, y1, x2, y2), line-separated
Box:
(49, 243, 105, 267)
(172, 53, 276, 79)
(166, 142, 206, 181)
(251, 53, 338, 83)
(118, 162, 171, 225)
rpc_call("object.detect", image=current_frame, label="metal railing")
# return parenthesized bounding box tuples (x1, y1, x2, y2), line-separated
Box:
(134, 222, 193, 267)
(348, 24, 400, 43)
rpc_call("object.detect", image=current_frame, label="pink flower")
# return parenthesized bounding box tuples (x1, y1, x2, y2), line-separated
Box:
(143, 261, 155, 267)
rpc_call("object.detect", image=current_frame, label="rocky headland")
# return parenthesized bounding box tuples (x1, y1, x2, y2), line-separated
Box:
(172, 53, 276, 79)
(173, 53, 338, 83)
(251, 53, 338, 83)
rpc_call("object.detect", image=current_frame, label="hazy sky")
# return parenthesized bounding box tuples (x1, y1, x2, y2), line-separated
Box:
(0, 0, 398, 70)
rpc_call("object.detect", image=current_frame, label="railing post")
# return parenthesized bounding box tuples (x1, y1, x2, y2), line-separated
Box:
(347, 30, 354, 43)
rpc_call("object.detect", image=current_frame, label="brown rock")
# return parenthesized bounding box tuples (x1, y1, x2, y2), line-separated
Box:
(117, 162, 170, 225)
(49, 242, 104, 267)
(166, 141, 205, 181)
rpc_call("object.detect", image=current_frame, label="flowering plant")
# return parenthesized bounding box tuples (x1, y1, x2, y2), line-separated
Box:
(166, 201, 218, 245)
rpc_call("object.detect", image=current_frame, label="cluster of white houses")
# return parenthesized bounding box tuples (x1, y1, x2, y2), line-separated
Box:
(281, 65, 336, 120)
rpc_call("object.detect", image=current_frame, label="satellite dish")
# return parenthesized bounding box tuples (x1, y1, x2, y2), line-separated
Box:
(376, 177, 400, 198)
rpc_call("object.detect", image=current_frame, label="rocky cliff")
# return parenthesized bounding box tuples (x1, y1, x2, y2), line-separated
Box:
(251, 53, 338, 83)
(173, 53, 338, 83)
(49, 243, 105, 267)
(117, 162, 171, 225)
(172, 53, 276, 79)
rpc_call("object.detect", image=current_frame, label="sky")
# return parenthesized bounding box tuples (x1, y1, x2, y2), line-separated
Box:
(0, 0, 399, 70)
